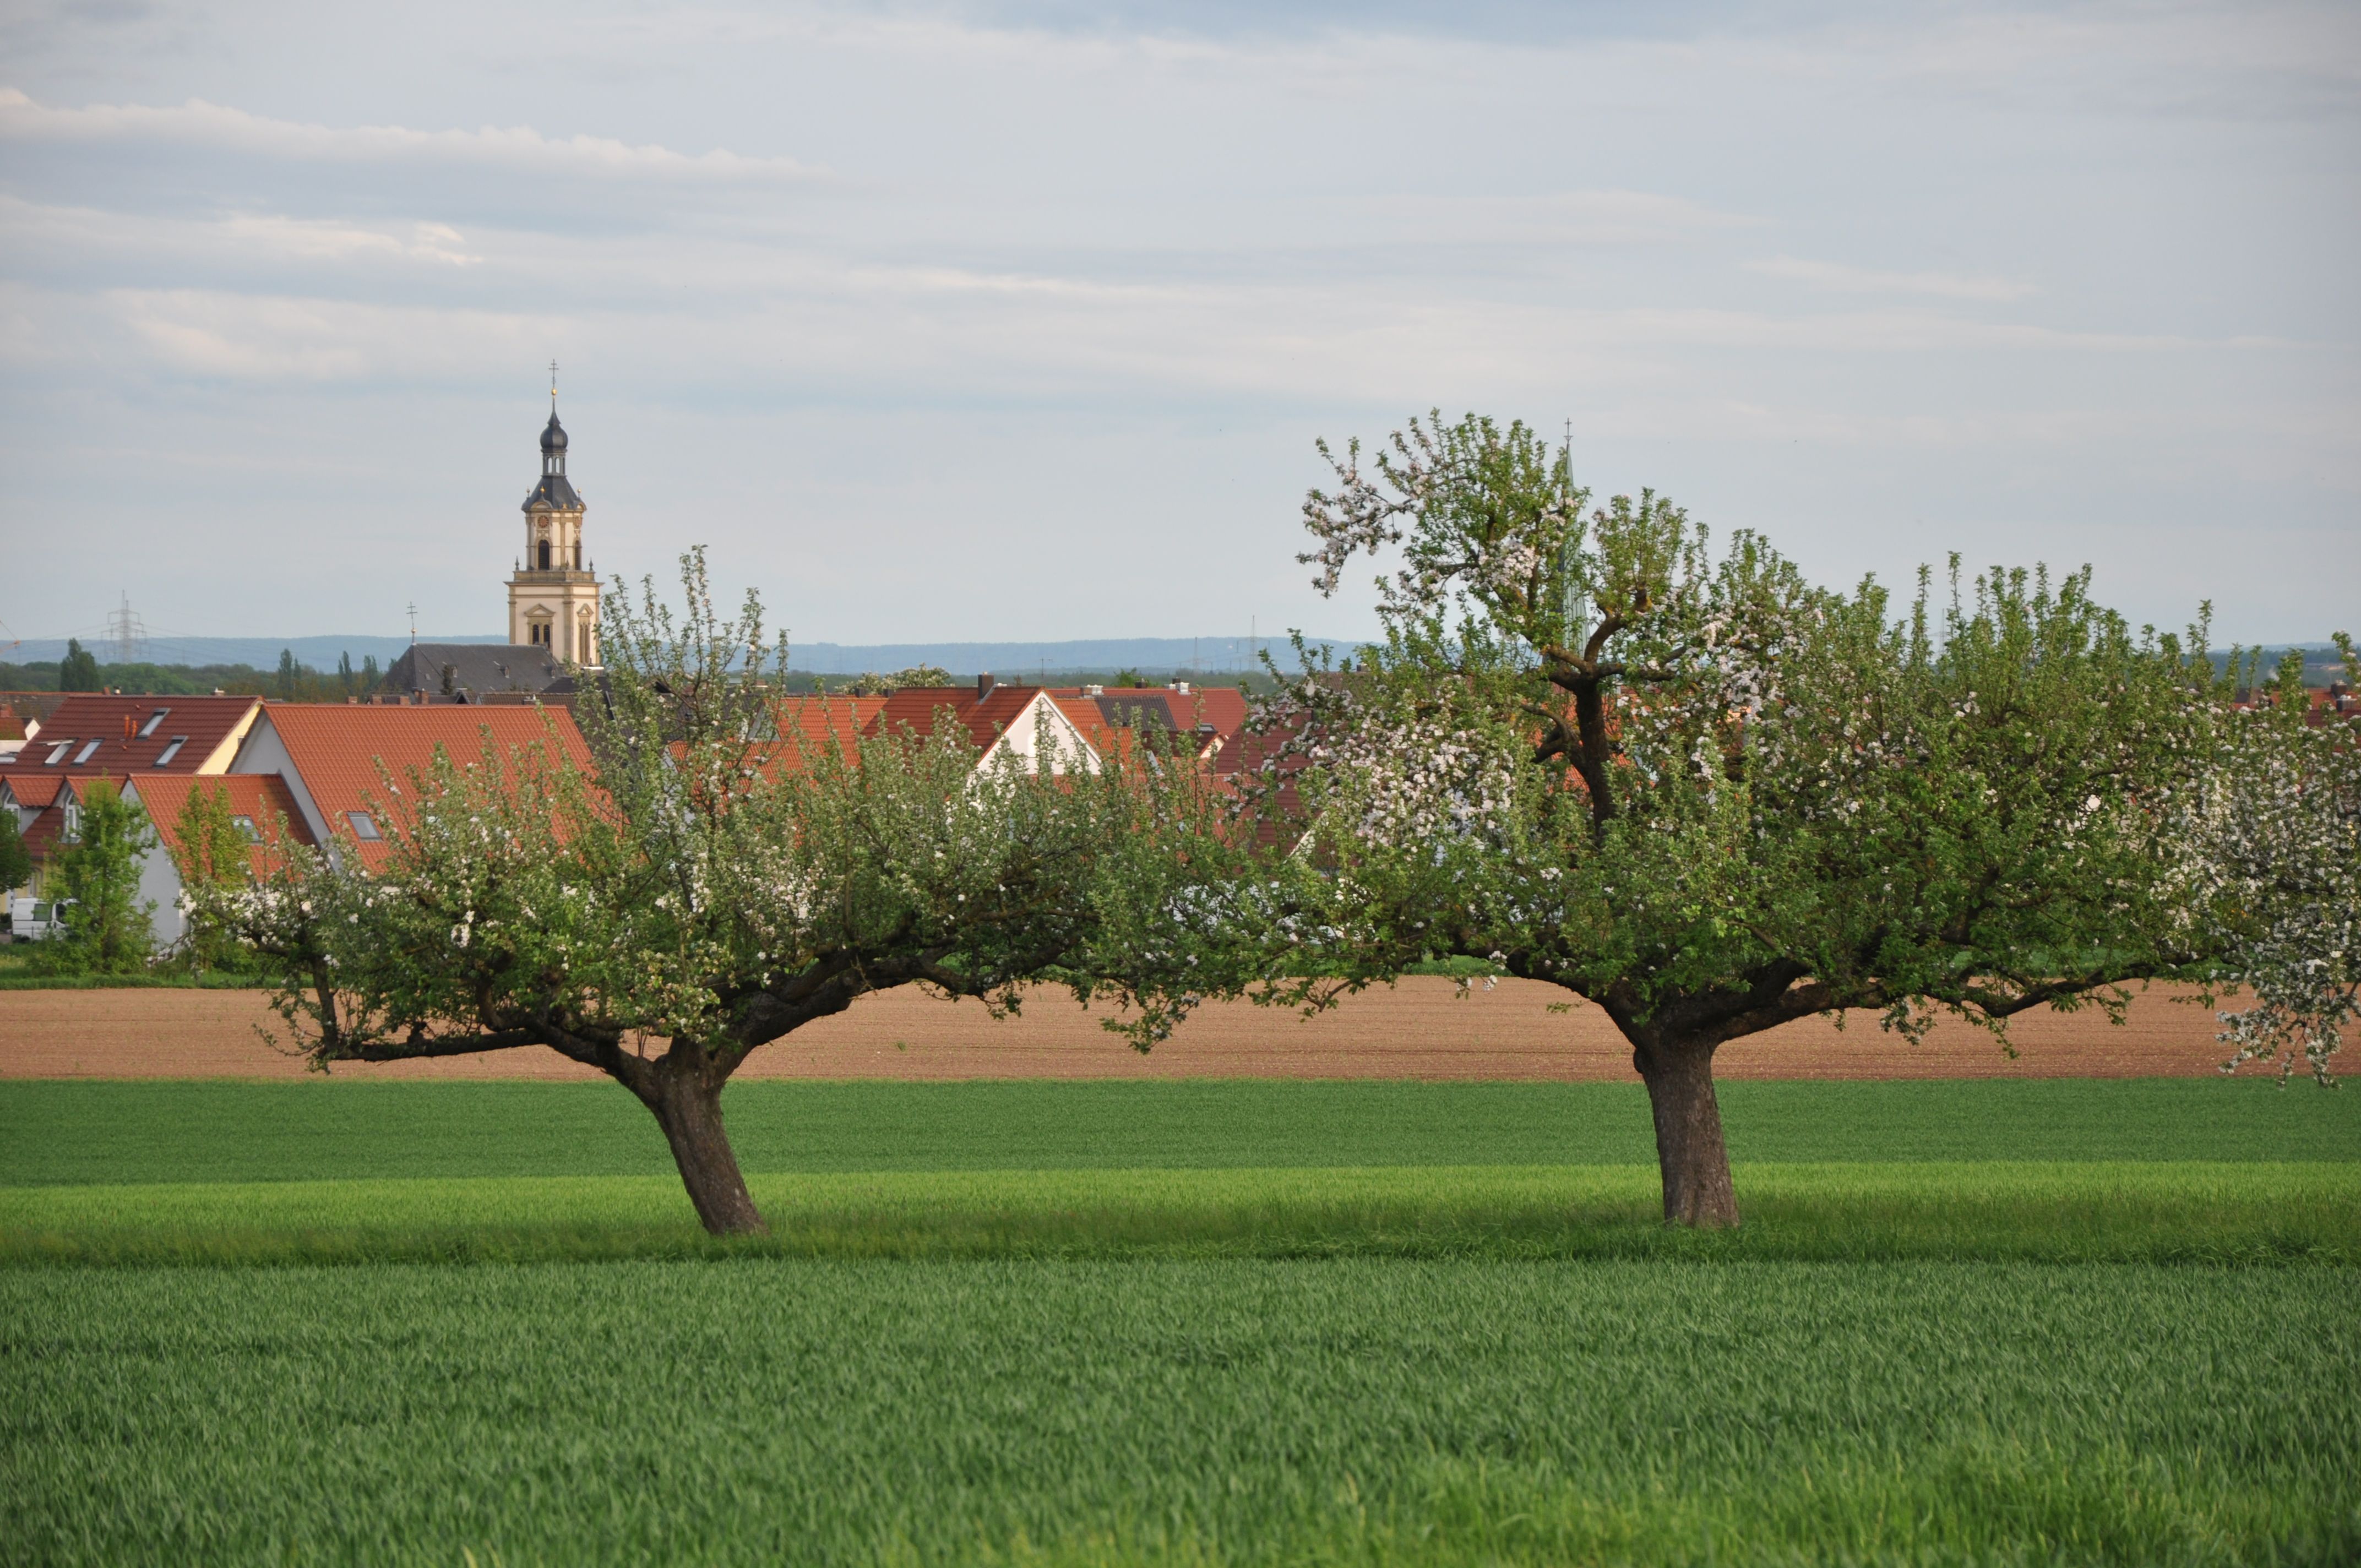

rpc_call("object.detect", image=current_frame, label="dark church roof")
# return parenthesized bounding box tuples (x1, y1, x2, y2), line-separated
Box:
(526, 471, 582, 509)
(382, 643, 572, 699)
(525, 410, 582, 510)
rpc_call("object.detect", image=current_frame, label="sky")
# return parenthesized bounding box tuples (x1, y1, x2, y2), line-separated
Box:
(0, 0, 2354, 652)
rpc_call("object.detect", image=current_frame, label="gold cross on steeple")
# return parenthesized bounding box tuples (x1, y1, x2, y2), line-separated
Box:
(549, 360, 559, 407)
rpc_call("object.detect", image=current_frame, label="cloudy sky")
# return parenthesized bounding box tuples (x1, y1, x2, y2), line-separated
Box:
(1, 0, 2353, 651)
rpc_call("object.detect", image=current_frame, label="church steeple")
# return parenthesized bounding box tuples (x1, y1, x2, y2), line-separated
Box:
(527, 410, 582, 510)
(508, 367, 599, 666)
(529, 364, 581, 510)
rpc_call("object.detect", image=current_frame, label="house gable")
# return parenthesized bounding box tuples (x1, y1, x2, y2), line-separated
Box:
(866, 685, 1100, 774)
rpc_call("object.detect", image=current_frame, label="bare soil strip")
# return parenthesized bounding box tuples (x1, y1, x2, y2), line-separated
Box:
(0, 979, 2240, 1081)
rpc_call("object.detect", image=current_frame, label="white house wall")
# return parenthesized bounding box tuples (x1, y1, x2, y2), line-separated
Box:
(116, 781, 191, 949)
(137, 831, 187, 947)
(979, 694, 1101, 776)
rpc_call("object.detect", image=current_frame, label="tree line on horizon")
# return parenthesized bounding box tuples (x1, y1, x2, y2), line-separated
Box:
(4, 644, 383, 700)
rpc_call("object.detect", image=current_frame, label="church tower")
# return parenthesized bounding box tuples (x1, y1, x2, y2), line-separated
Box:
(507, 373, 600, 666)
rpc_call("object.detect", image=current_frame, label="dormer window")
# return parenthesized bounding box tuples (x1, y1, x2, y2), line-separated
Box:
(63, 803, 81, 840)
(154, 737, 187, 766)
(73, 739, 102, 764)
(138, 709, 169, 738)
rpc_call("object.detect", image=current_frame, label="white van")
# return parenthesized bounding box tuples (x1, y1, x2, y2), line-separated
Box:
(6, 897, 69, 941)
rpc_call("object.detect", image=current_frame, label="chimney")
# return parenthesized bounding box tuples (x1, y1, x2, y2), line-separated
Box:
(977, 672, 995, 699)
(1175, 681, 1190, 696)
(123, 714, 135, 740)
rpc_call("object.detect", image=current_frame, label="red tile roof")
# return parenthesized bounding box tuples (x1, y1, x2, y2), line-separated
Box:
(1050, 685, 1250, 739)
(129, 774, 317, 876)
(1162, 686, 1249, 740)
(1, 771, 68, 811)
(249, 704, 591, 867)
(776, 695, 889, 752)
(18, 804, 67, 861)
(727, 696, 893, 780)
(1049, 695, 1123, 755)
(867, 685, 1058, 753)
(29, 695, 262, 774)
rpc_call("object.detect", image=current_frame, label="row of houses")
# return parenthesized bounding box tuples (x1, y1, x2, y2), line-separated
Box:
(1, 678, 1255, 950)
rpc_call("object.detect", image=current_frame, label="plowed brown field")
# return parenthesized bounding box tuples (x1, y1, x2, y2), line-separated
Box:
(0, 979, 2240, 1081)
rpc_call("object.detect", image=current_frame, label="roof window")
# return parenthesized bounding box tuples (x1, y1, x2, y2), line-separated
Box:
(153, 737, 187, 766)
(346, 812, 383, 841)
(231, 815, 261, 842)
(139, 709, 170, 738)
(73, 739, 102, 764)
(44, 740, 73, 765)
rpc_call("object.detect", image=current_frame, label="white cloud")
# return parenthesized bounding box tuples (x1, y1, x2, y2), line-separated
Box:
(27, 274, 2255, 415)
(99, 289, 548, 381)
(0, 196, 489, 291)
(1746, 257, 2036, 302)
(216, 216, 482, 268)
(0, 87, 823, 182)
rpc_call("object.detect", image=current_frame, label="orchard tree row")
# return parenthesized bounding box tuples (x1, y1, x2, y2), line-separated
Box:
(184, 415, 2358, 1232)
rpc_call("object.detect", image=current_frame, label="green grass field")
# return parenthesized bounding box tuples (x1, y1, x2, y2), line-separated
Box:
(5, 1076, 2354, 1188)
(2, 1077, 2355, 1566)
(0, 949, 257, 989)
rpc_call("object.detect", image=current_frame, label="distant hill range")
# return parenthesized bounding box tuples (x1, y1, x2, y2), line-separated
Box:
(2207, 643, 2351, 687)
(11, 633, 2335, 684)
(4, 634, 1345, 678)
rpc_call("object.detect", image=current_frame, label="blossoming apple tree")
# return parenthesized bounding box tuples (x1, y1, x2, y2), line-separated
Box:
(191, 553, 1225, 1234)
(1215, 411, 2331, 1227)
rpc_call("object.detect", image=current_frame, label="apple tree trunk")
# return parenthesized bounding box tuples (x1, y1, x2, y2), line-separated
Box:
(1633, 1035, 1741, 1228)
(644, 1064, 766, 1236)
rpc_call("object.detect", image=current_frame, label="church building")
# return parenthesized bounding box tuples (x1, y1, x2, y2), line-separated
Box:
(380, 387, 600, 701)
(508, 398, 600, 666)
